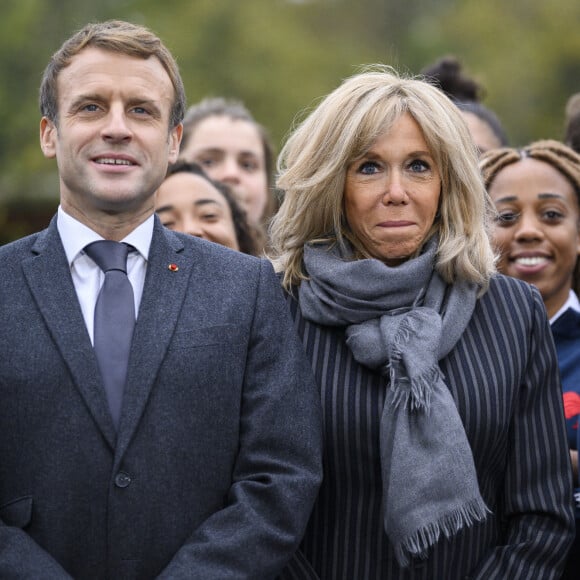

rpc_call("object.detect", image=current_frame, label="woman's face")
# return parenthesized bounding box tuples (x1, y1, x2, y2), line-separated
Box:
(179, 116, 268, 226)
(155, 172, 240, 251)
(489, 157, 580, 317)
(344, 112, 441, 266)
(461, 111, 502, 156)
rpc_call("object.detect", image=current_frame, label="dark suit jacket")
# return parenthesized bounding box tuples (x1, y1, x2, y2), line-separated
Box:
(0, 216, 322, 579)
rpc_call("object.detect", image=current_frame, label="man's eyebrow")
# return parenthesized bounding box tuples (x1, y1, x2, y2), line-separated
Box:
(68, 93, 104, 109)
(67, 94, 162, 113)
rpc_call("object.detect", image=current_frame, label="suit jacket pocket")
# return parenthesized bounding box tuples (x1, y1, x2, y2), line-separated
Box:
(170, 324, 243, 350)
(0, 495, 33, 528)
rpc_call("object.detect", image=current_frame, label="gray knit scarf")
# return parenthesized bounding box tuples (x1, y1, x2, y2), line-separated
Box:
(299, 237, 489, 567)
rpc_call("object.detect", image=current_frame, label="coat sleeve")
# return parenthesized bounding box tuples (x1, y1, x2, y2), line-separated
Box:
(471, 286, 575, 579)
(157, 259, 323, 580)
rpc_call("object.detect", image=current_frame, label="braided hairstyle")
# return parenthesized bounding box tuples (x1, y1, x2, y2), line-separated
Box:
(480, 139, 580, 293)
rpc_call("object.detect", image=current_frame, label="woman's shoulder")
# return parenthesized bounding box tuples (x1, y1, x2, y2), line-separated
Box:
(482, 273, 540, 307)
(474, 273, 546, 333)
(279, 280, 303, 320)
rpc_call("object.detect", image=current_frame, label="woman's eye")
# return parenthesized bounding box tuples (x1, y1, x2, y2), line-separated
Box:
(408, 159, 429, 172)
(357, 161, 380, 175)
(495, 211, 519, 225)
(201, 213, 219, 221)
(543, 210, 564, 221)
(241, 159, 259, 172)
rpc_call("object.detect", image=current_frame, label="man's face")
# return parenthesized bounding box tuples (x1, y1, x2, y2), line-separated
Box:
(40, 47, 182, 222)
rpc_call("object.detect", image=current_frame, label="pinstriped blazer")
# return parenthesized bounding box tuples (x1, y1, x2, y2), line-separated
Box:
(281, 274, 574, 580)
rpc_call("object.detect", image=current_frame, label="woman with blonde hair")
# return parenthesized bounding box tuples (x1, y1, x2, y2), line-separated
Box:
(272, 67, 573, 579)
(481, 140, 580, 580)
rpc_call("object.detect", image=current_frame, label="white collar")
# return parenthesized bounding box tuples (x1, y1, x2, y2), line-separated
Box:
(57, 206, 154, 265)
(550, 290, 580, 324)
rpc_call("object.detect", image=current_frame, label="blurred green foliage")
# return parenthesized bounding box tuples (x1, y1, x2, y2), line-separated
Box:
(0, 0, 578, 241)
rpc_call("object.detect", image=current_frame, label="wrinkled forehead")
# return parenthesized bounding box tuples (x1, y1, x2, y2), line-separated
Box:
(56, 47, 175, 113)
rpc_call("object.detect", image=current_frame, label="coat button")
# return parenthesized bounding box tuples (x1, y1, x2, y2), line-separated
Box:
(114, 472, 132, 488)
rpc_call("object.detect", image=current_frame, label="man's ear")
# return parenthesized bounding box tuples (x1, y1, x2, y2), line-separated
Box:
(40, 117, 57, 159)
(168, 123, 183, 164)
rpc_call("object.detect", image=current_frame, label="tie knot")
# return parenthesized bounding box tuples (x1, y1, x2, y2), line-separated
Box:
(85, 240, 130, 273)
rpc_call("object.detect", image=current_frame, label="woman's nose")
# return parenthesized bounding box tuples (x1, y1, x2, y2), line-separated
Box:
(183, 217, 204, 238)
(216, 157, 242, 185)
(514, 212, 544, 242)
(382, 172, 408, 204)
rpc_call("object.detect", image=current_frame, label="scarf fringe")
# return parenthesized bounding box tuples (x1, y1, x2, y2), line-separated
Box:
(389, 365, 443, 412)
(394, 496, 490, 567)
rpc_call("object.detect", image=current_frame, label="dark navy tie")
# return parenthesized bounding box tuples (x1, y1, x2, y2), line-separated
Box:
(84, 240, 135, 428)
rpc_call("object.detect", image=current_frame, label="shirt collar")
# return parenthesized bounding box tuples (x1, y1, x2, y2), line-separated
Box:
(550, 290, 580, 324)
(57, 206, 154, 265)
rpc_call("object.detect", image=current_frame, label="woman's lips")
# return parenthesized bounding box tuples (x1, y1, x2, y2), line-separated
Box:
(509, 255, 551, 274)
(378, 221, 414, 227)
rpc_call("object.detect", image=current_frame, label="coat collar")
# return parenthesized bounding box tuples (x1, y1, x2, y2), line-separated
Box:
(23, 216, 196, 458)
(113, 218, 194, 462)
(24, 216, 118, 448)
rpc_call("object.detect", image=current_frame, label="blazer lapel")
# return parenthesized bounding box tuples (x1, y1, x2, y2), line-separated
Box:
(114, 219, 195, 460)
(22, 218, 117, 449)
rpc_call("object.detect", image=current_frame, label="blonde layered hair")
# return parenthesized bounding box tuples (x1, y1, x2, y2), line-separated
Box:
(269, 66, 496, 290)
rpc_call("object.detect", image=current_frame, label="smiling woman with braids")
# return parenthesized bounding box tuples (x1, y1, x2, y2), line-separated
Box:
(481, 140, 580, 579)
(272, 66, 574, 580)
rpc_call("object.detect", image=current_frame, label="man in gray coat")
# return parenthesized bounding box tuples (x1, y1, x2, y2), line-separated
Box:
(0, 20, 322, 579)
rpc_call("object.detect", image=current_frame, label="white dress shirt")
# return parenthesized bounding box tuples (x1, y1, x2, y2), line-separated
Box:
(57, 206, 152, 344)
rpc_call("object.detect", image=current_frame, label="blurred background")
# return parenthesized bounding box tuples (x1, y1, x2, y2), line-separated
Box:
(1, 0, 578, 243)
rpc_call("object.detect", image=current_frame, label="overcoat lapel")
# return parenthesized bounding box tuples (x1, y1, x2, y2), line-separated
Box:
(114, 220, 195, 462)
(22, 218, 117, 449)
